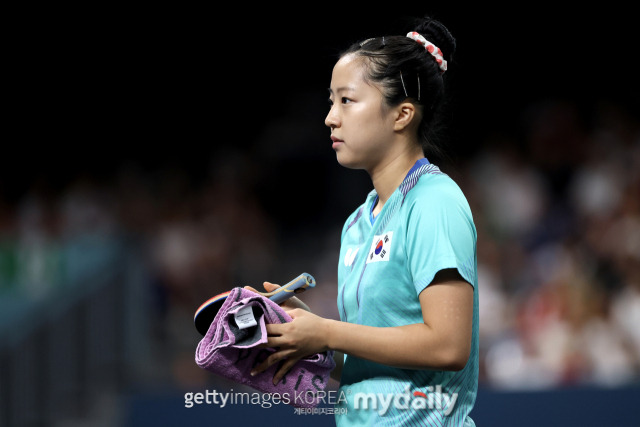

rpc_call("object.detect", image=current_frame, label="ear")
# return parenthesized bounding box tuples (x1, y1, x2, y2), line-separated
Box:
(393, 102, 417, 131)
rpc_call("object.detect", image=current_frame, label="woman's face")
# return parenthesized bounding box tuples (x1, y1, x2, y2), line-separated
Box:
(325, 53, 397, 171)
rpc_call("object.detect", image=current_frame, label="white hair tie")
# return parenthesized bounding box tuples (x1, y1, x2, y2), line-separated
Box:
(406, 31, 447, 73)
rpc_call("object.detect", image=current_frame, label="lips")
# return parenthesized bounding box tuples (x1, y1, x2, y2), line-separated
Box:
(331, 135, 344, 150)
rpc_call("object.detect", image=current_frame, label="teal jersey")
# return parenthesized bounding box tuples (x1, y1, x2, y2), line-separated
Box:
(335, 160, 479, 426)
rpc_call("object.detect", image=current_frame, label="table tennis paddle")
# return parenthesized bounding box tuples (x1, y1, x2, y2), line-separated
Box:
(193, 272, 316, 336)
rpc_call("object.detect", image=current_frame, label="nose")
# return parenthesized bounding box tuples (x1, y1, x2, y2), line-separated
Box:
(325, 105, 339, 129)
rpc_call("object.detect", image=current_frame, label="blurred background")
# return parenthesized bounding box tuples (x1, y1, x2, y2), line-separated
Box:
(2, 4, 638, 426)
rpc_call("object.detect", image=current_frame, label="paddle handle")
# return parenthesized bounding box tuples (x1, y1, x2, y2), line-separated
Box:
(265, 273, 316, 304)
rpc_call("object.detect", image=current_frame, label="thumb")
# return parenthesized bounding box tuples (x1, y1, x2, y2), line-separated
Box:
(263, 281, 280, 292)
(244, 285, 260, 293)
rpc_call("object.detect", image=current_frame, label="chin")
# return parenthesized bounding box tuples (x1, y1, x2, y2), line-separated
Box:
(336, 152, 364, 170)
(336, 158, 359, 170)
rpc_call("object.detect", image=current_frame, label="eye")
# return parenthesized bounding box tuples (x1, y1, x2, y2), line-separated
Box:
(342, 97, 353, 104)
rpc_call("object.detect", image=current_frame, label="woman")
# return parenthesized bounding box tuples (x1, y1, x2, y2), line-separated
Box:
(249, 15, 478, 426)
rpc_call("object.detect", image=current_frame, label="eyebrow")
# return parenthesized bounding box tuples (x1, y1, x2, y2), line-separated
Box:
(328, 86, 356, 95)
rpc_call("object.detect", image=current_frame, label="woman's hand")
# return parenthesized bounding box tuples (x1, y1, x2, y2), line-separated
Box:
(250, 308, 331, 385)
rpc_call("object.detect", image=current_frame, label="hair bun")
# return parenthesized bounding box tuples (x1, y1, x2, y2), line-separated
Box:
(412, 16, 456, 64)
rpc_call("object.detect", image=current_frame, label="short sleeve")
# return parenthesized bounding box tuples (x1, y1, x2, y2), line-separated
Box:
(405, 178, 477, 295)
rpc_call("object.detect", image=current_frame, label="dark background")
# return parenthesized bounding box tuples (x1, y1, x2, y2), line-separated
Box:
(6, 5, 637, 204)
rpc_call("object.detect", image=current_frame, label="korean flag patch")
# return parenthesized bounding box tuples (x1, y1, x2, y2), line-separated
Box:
(366, 231, 394, 264)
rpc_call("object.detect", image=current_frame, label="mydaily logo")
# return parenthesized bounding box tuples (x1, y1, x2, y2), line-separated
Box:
(351, 385, 458, 416)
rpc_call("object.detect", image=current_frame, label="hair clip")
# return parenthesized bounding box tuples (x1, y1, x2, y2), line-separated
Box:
(359, 38, 375, 47)
(399, 70, 408, 98)
(400, 71, 422, 101)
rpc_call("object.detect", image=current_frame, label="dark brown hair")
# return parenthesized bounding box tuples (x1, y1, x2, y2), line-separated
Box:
(340, 16, 456, 161)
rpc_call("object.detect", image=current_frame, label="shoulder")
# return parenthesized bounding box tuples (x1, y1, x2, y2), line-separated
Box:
(404, 171, 472, 218)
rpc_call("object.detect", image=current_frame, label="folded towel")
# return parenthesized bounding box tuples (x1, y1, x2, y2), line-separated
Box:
(195, 287, 335, 408)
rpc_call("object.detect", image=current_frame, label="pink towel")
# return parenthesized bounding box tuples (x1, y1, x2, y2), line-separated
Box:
(195, 287, 335, 408)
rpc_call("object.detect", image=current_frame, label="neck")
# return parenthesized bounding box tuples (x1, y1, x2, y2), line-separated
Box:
(369, 143, 424, 216)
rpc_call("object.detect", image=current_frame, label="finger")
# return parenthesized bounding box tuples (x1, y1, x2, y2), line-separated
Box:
(263, 281, 280, 292)
(283, 307, 303, 317)
(250, 348, 295, 376)
(265, 323, 287, 336)
(273, 357, 302, 385)
(264, 335, 290, 348)
(244, 285, 259, 293)
(281, 305, 296, 314)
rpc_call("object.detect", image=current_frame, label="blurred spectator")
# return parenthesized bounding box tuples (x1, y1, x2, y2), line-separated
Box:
(1, 98, 638, 392)
(478, 100, 640, 389)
